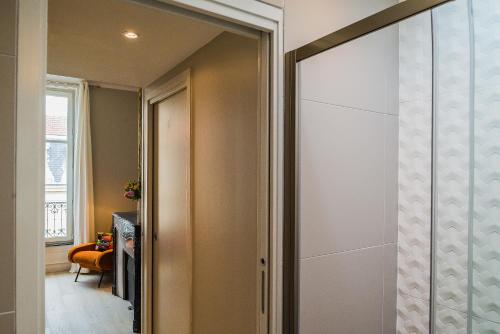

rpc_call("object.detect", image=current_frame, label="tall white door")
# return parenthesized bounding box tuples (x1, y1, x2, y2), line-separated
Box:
(153, 88, 191, 334)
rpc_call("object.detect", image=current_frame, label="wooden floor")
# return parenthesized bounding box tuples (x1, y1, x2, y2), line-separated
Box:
(45, 271, 134, 334)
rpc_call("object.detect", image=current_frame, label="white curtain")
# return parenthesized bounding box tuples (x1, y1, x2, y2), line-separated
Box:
(70, 81, 95, 272)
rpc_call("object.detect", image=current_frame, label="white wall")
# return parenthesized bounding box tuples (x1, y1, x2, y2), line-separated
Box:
(284, 0, 396, 52)
(284, 0, 399, 333)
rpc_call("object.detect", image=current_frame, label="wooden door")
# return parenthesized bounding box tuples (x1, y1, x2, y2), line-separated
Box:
(152, 88, 191, 334)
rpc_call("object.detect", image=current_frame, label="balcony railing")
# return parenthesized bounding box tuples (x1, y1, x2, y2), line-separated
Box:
(45, 201, 67, 239)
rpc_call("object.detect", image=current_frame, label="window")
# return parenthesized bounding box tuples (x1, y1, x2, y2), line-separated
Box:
(45, 87, 75, 244)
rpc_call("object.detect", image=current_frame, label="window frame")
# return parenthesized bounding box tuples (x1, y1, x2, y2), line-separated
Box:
(44, 86, 76, 246)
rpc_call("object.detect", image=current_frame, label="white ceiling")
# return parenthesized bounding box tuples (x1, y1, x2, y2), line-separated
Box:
(48, 0, 223, 88)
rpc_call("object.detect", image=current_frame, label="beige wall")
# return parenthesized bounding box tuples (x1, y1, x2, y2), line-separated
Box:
(0, 0, 17, 331)
(147, 32, 259, 334)
(89, 86, 139, 234)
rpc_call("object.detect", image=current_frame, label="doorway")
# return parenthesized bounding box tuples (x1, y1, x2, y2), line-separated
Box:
(144, 27, 267, 331)
(16, 0, 282, 333)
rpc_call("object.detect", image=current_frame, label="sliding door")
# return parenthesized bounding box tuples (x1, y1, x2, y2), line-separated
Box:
(286, 0, 500, 333)
(152, 88, 191, 334)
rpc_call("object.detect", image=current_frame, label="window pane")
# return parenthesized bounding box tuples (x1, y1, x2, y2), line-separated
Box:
(45, 141, 68, 239)
(45, 141, 68, 185)
(45, 92, 71, 241)
(46, 95, 68, 139)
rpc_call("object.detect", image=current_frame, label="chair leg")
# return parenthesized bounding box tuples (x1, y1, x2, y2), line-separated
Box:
(74, 266, 82, 282)
(98, 271, 105, 288)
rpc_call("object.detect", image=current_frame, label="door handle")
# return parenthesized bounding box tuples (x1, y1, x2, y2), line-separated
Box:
(261, 270, 265, 313)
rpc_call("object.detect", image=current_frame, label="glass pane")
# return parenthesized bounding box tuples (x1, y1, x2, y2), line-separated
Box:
(433, 0, 471, 331)
(45, 95, 68, 139)
(45, 93, 69, 240)
(471, 0, 500, 330)
(432, 0, 500, 331)
(45, 142, 69, 239)
(45, 141, 68, 185)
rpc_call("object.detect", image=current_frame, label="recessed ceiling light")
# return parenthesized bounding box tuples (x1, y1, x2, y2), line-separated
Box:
(123, 31, 139, 39)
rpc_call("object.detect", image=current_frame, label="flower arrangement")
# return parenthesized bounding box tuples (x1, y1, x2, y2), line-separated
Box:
(124, 180, 141, 201)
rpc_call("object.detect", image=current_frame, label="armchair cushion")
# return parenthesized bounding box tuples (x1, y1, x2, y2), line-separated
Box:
(68, 243, 96, 263)
(72, 251, 101, 270)
(68, 243, 113, 272)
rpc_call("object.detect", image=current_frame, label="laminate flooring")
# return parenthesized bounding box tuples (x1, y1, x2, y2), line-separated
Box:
(45, 271, 133, 334)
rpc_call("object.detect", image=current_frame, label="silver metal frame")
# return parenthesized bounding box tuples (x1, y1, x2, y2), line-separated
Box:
(430, 10, 438, 332)
(282, 0, 454, 332)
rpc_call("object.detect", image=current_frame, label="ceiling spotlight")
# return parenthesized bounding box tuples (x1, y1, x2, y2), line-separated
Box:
(123, 31, 139, 39)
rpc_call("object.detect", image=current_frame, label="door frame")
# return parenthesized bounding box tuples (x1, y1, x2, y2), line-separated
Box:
(144, 69, 193, 334)
(143, 30, 271, 333)
(16, 1, 283, 333)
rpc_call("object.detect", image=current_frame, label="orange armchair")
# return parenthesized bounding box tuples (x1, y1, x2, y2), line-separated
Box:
(68, 242, 113, 288)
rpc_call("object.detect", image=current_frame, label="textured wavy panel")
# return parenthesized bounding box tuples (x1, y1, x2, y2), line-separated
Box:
(472, 0, 500, 325)
(397, 99, 432, 301)
(433, 0, 470, 315)
(396, 294, 429, 334)
(434, 91, 470, 312)
(472, 316, 500, 333)
(434, 305, 467, 334)
(472, 84, 500, 324)
(397, 11, 433, 333)
(398, 12, 433, 103)
(473, 0, 500, 91)
(397, 0, 500, 331)
(433, 0, 471, 97)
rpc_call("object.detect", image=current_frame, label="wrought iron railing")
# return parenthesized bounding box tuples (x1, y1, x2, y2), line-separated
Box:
(44, 201, 67, 239)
